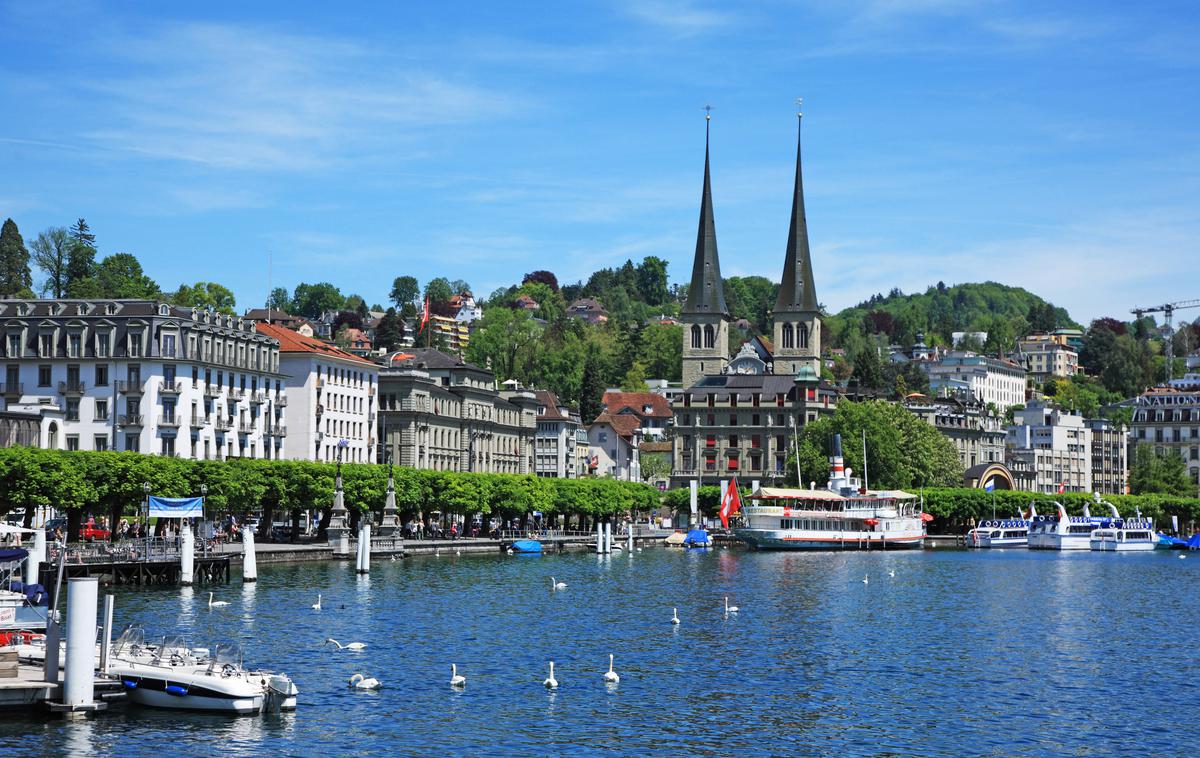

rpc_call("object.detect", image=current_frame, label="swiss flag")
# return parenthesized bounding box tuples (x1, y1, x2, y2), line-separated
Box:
(420, 296, 430, 329)
(719, 477, 742, 528)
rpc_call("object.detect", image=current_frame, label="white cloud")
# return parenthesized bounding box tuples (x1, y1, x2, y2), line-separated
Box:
(619, 0, 737, 36)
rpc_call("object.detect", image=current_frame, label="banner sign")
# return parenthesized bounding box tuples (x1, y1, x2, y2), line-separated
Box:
(148, 496, 204, 519)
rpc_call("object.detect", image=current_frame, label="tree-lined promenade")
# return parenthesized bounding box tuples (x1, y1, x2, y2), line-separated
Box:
(0, 447, 659, 543)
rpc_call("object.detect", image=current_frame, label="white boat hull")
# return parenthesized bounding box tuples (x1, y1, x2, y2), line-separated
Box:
(735, 528, 924, 551)
(1028, 534, 1093, 550)
(125, 686, 264, 714)
(1090, 540, 1155, 552)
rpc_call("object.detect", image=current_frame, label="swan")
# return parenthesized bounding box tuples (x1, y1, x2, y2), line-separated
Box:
(208, 592, 230, 608)
(325, 638, 367, 651)
(888, 569, 896, 578)
(312, 594, 322, 610)
(724, 596, 739, 614)
(543, 661, 558, 689)
(455, 549, 461, 556)
(862, 574, 869, 584)
(1180, 554, 1187, 559)
(604, 654, 619, 684)
(671, 607, 680, 625)
(551, 577, 567, 590)
(348, 673, 381, 690)
(450, 663, 466, 688)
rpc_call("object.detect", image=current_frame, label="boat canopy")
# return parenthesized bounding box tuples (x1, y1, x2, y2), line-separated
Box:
(750, 487, 918, 501)
(684, 529, 712, 546)
(0, 548, 29, 563)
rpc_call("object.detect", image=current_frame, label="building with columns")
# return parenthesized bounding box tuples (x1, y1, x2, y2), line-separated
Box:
(376, 349, 537, 473)
(671, 112, 837, 488)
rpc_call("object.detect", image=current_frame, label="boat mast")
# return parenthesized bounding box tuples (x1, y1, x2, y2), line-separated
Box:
(861, 429, 869, 492)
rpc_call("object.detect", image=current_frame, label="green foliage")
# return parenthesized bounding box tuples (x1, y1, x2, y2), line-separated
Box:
(0, 448, 659, 524)
(579, 345, 606, 423)
(95, 253, 161, 299)
(266, 287, 291, 312)
(1130, 446, 1197, 497)
(375, 308, 404, 351)
(424, 277, 454, 304)
(639, 452, 671, 482)
(794, 400, 964, 489)
(291, 282, 345, 318)
(389, 275, 419, 308)
(724, 276, 778, 334)
(635, 256, 670, 306)
(31, 226, 71, 297)
(0, 218, 32, 297)
(852, 345, 885, 390)
(1100, 333, 1155, 398)
(171, 281, 237, 314)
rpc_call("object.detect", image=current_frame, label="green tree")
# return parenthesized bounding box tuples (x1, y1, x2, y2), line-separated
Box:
(376, 307, 404, 351)
(291, 282, 345, 318)
(635, 256, 670, 306)
(31, 227, 71, 297)
(424, 277, 454, 304)
(852, 345, 885, 390)
(1101, 333, 1154, 398)
(1130, 446, 1196, 497)
(266, 287, 291, 312)
(171, 281, 237, 313)
(389, 276, 419, 309)
(640, 452, 670, 482)
(635, 322, 682, 382)
(579, 345, 606, 423)
(0, 218, 33, 296)
(620, 361, 650, 391)
(465, 307, 541, 381)
(95, 253, 160, 298)
(68, 218, 96, 248)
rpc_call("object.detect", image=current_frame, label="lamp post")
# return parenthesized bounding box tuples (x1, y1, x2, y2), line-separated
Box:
(142, 482, 151, 558)
(328, 439, 350, 552)
(199, 484, 208, 556)
(381, 445, 399, 537)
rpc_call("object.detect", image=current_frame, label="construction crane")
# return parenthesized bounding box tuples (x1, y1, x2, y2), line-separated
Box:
(1131, 299, 1200, 383)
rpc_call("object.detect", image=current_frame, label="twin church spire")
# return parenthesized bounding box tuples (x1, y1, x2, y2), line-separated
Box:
(680, 106, 821, 386)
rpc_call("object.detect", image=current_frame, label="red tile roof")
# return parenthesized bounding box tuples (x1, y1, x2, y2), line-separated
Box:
(256, 322, 377, 365)
(593, 412, 641, 440)
(601, 391, 671, 419)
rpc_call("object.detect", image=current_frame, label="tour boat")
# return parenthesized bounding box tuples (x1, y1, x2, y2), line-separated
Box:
(1027, 501, 1108, 550)
(1089, 516, 1157, 552)
(110, 627, 298, 715)
(0, 547, 48, 644)
(967, 518, 1031, 548)
(733, 434, 927, 551)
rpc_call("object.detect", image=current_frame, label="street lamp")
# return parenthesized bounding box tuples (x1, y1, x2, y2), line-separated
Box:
(142, 481, 151, 552)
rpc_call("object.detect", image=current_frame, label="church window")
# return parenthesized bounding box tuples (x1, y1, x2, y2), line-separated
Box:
(703, 325, 715, 349)
(691, 324, 701, 349)
(781, 323, 794, 349)
(799, 324, 809, 349)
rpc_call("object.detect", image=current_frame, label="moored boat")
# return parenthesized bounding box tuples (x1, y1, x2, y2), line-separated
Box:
(967, 518, 1031, 548)
(733, 434, 926, 551)
(1090, 516, 1156, 552)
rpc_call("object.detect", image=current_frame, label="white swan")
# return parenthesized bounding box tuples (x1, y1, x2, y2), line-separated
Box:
(888, 569, 896, 578)
(604, 654, 619, 684)
(208, 592, 229, 608)
(671, 607, 680, 625)
(325, 638, 366, 651)
(724, 596, 738, 614)
(450, 663, 466, 688)
(551, 577, 567, 590)
(543, 661, 558, 689)
(348, 673, 381, 690)
(312, 594, 322, 610)
(862, 574, 869, 584)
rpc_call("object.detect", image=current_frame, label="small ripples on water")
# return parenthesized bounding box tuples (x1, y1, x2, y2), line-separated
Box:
(1, 547, 1197, 757)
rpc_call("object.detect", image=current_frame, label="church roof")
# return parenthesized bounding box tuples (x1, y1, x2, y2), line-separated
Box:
(682, 116, 728, 316)
(774, 113, 819, 314)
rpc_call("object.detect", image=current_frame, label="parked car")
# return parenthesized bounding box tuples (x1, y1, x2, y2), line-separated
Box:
(80, 518, 111, 542)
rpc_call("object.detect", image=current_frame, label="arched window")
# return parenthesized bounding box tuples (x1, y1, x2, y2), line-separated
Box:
(799, 323, 809, 349)
(691, 324, 702, 349)
(781, 323, 794, 349)
(703, 325, 715, 349)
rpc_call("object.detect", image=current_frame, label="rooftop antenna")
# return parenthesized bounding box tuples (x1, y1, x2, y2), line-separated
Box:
(266, 249, 273, 324)
(796, 96, 803, 119)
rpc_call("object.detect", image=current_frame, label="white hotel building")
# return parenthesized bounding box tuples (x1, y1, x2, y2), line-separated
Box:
(925, 351, 1027, 411)
(0, 299, 286, 459)
(257, 322, 378, 463)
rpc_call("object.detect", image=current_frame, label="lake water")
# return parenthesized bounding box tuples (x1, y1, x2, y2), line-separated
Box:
(2, 546, 1197, 756)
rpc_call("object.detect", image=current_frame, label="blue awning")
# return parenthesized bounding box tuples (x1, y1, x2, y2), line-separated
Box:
(0, 547, 29, 562)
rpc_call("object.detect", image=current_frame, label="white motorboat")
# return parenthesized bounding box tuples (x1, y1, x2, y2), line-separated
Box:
(733, 434, 926, 551)
(967, 518, 1031, 548)
(1089, 508, 1156, 551)
(110, 628, 298, 715)
(1028, 501, 1107, 550)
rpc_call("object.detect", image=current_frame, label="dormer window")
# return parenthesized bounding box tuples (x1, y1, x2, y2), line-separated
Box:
(7, 334, 21, 357)
(106, 303, 117, 315)
(159, 304, 170, 316)
(39, 333, 54, 357)
(96, 332, 110, 358)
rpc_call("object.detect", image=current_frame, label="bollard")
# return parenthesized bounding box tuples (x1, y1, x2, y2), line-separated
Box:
(627, 521, 634, 553)
(604, 521, 612, 554)
(43, 617, 61, 685)
(98, 594, 115, 674)
(62, 578, 99, 710)
(26, 528, 45, 587)
(242, 526, 257, 583)
(357, 523, 372, 574)
(180, 522, 195, 586)
(596, 521, 603, 554)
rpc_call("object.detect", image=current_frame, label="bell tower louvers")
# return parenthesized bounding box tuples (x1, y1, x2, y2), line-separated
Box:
(772, 110, 822, 377)
(681, 114, 731, 389)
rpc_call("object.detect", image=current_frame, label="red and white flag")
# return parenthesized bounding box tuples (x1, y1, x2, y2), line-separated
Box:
(1057, 481, 1066, 494)
(420, 296, 430, 329)
(719, 477, 742, 528)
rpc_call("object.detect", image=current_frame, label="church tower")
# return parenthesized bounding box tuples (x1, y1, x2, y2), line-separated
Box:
(772, 107, 822, 377)
(681, 113, 731, 388)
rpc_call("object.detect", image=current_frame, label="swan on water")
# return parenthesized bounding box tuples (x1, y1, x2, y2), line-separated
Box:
(208, 592, 230, 608)
(551, 577, 567, 590)
(671, 607, 680, 625)
(604, 654, 619, 684)
(543, 661, 558, 689)
(862, 575, 869, 584)
(888, 570, 896, 578)
(312, 594, 322, 610)
(724, 596, 739, 614)
(348, 673, 381, 690)
(325, 638, 367, 651)
(450, 663, 466, 688)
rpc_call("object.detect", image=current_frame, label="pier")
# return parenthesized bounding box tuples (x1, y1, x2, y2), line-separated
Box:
(37, 539, 230, 605)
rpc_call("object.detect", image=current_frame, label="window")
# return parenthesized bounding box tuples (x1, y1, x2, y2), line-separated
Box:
(40, 333, 54, 357)
(68, 333, 81, 358)
(7, 334, 20, 356)
(95, 400, 108, 421)
(599, 432, 607, 442)
(94, 436, 108, 452)
(125, 434, 140, 453)
(728, 434, 739, 447)
(703, 324, 715, 349)
(690, 324, 701, 349)
(781, 323, 794, 349)
(65, 435, 79, 451)
(128, 333, 142, 357)
(38, 365, 51, 387)
(66, 399, 79, 421)
(96, 332, 110, 357)
(162, 333, 176, 357)
(162, 437, 176, 456)
(95, 365, 108, 386)
(164, 364, 176, 385)
(799, 323, 809, 349)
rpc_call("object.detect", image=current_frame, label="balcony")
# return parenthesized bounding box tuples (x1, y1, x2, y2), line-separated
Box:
(191, 414, 209, 427)
(118, 414, 144, 427)
(238, 421, 255, 434)
(204, 384, 222, 398)
(267, 425, 288, 437)
(228, 388, 245, 401)
(1, 382, 23, 396)
(59, 380, 86, 395)
(160, 380, 183, 395)
(116, 380, 143, 394)
(276, 394, 288, 407)
(214, 418, 233, 431)
(250, 391, 266, 404)
(158, 414, 181, 428)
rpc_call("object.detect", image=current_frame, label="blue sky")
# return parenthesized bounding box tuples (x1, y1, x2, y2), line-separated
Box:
(2, 0, 1198, 323)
